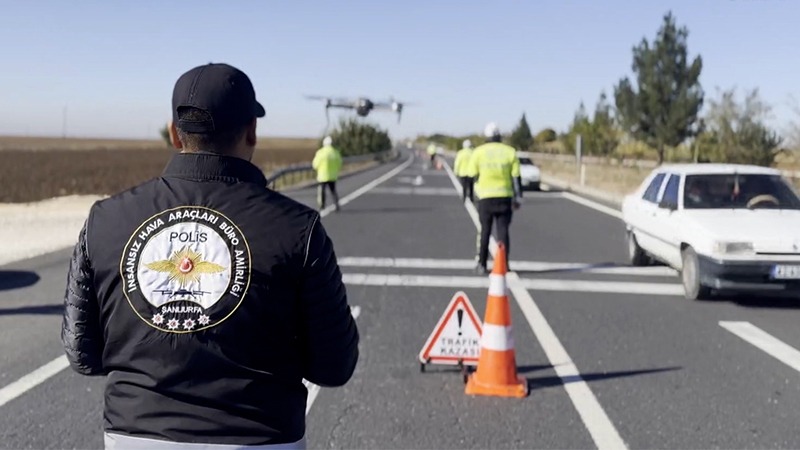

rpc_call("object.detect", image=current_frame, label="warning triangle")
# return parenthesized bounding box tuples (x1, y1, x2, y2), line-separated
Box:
(419, 291, 483, 366)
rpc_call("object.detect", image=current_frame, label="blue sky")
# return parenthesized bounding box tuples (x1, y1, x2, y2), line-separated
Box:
(1, 0, 799, 140)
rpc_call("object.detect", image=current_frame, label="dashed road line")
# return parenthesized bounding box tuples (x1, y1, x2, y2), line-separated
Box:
(368, 187, 458, 196)
(0, 355, 68, 409)
(304, 305, 361, 415)
(720, 321, 800, 374)
(341, 273, 681, 296)
(338, 256, 677, 277)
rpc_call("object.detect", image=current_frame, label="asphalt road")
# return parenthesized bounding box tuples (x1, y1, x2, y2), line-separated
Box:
(3, 148, 800, 449)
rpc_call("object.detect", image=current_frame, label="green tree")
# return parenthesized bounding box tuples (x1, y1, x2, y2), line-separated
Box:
(700, 87, 783, 166)
(326, 118, 392, 156)
(159, 123, 171, 147)
(507, 113, 534, 151)
(534, 128, 557, 144)
(591, 91, 619, 156)
(614, 11, 704, 163)
(562, 93, 621, 157)
(562, 102, 592, 156)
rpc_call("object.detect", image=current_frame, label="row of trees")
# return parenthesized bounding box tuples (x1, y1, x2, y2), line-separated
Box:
(419, 11, 793, 168)
(559, 11, 788, 166)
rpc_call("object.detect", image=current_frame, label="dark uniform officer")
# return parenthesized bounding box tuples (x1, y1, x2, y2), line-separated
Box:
(467, 122, 523, 274)
(61, 63, 359, 450)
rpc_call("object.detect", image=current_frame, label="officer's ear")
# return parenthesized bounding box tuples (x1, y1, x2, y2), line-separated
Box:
(168, 120, 183, 150)
(245, 118, 257, 147)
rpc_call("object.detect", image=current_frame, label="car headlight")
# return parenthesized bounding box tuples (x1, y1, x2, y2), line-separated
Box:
(713, 241, 754, 254)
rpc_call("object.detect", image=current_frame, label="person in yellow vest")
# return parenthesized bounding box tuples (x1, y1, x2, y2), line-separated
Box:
(426, 143, 438, 168)
(467, 122, 522, 274)
(454, 139, 475, 202)
(312, 136, 343, 211)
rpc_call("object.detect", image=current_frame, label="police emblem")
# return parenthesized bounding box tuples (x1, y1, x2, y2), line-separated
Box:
(120, 206, 251, 333)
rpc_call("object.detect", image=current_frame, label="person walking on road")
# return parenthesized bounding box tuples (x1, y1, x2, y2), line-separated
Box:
(312, 135, 343, 211)
(426, 143, 438, 169)
(468, 122, 523, 274)
(61, 62, 359, 450)
(454, 139, 475, 202)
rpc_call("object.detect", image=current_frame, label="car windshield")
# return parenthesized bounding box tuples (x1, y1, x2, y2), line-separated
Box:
(683, 173, 800, 210)
(519, 157, 534, 165)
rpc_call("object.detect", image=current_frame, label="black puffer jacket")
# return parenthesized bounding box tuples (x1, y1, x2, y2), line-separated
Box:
(61, 152, 359, 446)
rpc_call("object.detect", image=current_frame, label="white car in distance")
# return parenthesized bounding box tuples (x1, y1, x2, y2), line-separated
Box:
(621, 163, 800, 300)
(519, 156, 541, 191)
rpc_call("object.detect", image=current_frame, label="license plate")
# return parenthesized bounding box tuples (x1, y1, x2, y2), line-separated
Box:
(772, 265, 800, 279)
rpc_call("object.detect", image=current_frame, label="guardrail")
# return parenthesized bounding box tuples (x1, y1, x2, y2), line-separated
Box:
(265, 148, 398, 190)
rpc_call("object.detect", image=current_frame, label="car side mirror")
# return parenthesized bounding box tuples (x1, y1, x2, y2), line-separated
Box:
(658, 199, 678, 211)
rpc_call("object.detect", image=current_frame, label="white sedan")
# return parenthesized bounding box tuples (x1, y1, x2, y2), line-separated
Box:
(519, 156, 541, 191)
(621, 163, 800, 300)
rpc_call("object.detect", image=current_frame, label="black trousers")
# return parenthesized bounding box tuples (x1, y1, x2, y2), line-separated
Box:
(459, 176, 474, 202)
(477, 197, 513, 268)
(317, 181, 339, 209)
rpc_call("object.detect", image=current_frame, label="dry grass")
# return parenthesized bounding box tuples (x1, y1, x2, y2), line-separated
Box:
(0, 135, 318, 152)
(536, 159, 650, 197)
(0, 136, 321, 203)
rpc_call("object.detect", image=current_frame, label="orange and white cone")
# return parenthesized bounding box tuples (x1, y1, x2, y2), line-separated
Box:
(465, 243, 528, 398)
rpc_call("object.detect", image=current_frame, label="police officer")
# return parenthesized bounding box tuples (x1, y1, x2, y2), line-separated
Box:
(61, 63, 359, 449)
(426, 143, 438, 168)
(312, 135, 343, 211)
(454, 139, 475, 202)
(468, 122, 522, 274)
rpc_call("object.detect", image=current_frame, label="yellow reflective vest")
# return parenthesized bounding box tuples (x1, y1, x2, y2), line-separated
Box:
(427, 144, 437, 156)
(312, 145, 343, 182)
(467, 142, 521, 199)
(453, 147, 474, 177)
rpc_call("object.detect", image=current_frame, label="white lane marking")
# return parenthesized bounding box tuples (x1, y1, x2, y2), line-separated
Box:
(0, 355, 68, 408)
(561, 192, 623, 220)
(337, 256, 677, 277)
(0, 156, 407, 412)
(368, 187, 457, 196)
(507, 272, 626, 449)
(719, 321, 800, 374)
(523, 278, 681, 296)
(304, 305, 361, 416)
(344, 273, 488, 289)
(341, 273, 681, 296)
(319, 154, 415, 217)
(306, 156, 412, 415)
(442, 158, 628, 450)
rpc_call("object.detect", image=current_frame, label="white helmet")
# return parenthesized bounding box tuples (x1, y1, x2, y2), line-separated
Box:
(463, 139, 472, 148)
(484, 122, 500, 138)
(323, 136, 333, 146)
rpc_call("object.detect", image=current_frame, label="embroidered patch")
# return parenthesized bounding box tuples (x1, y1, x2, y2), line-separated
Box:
(120, 206, 251, 333)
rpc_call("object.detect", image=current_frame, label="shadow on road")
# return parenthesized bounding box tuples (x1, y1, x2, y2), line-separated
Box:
(0, 271, 40, 291)
(527, 366, 681, 391)
(0, 303, 62, 316)
(715, 292, 800, 309)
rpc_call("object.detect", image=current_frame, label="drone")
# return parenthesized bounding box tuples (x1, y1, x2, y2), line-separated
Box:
(305, 95, 415, 124)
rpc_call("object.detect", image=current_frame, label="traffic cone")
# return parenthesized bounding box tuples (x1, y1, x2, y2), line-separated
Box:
(465, 243, 528, 398)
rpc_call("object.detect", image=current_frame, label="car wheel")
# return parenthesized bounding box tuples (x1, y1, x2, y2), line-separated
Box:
(681, 246, 711, 300)
(530, 182, 540, 191)
(627, 230, 649, 266)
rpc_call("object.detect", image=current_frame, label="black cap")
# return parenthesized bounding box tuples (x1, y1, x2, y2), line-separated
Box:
(172, 63, 265, 133)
